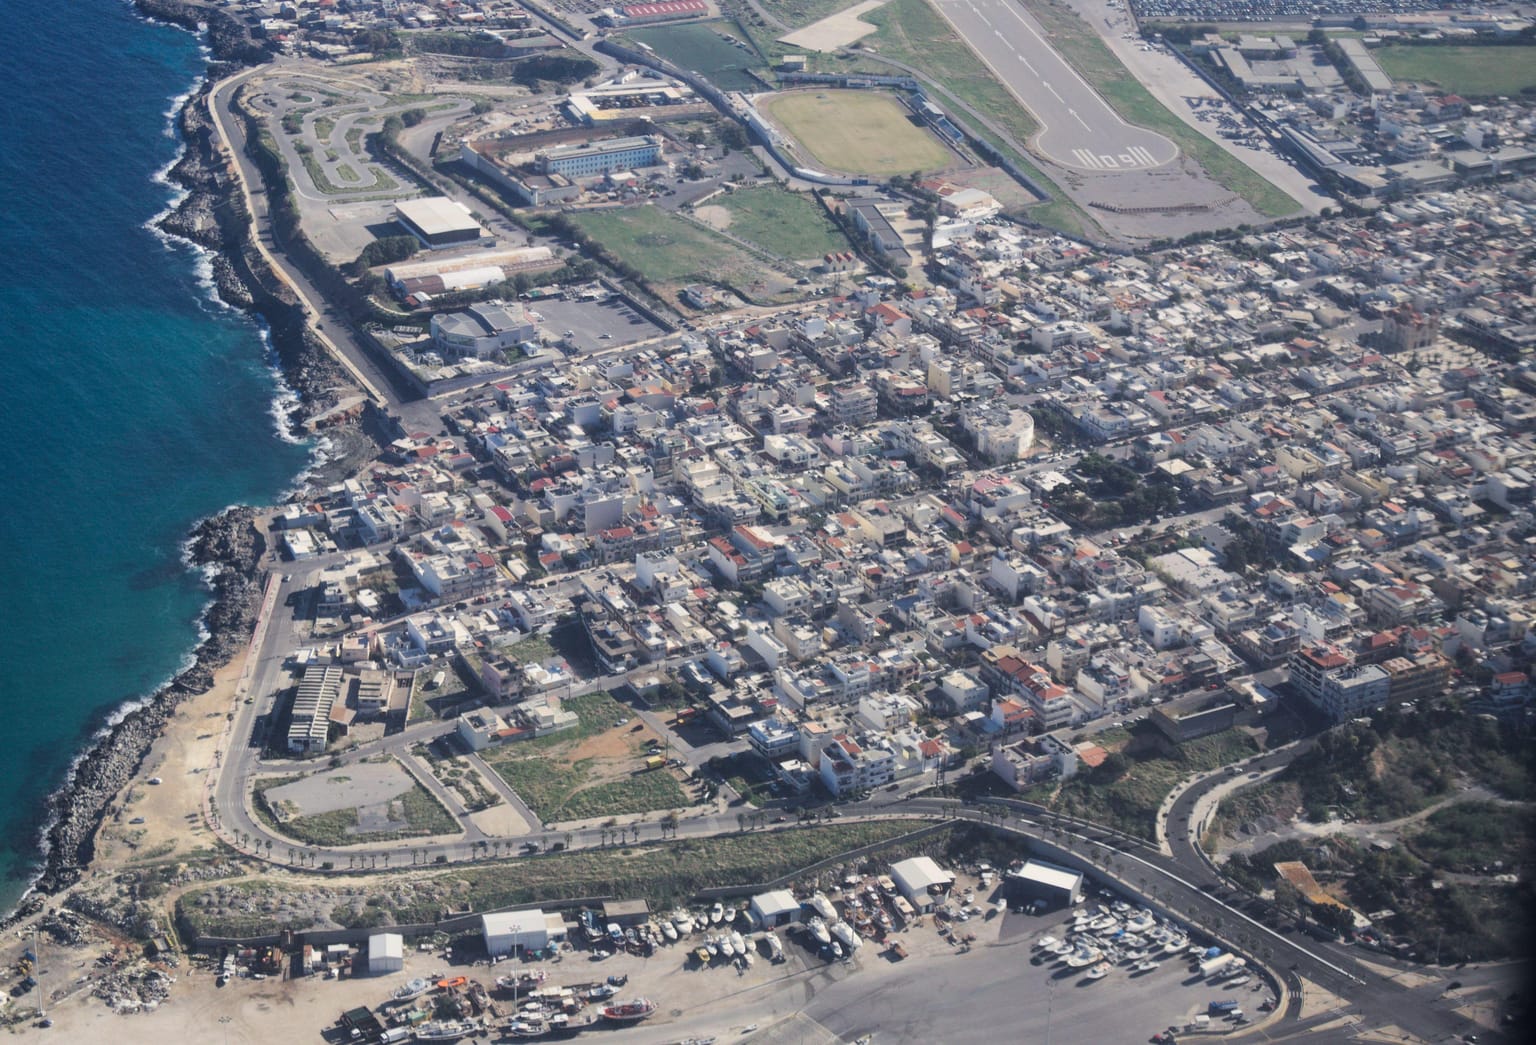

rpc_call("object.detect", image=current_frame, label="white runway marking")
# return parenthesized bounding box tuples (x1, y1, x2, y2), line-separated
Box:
(937, 0, 1179, 172)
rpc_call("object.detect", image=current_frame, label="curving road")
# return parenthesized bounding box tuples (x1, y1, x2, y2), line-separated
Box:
(1159, 744, 1504, 1042)
(192, 549, 1504, 1040)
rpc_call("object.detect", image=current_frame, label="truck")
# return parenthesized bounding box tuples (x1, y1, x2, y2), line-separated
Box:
(1199, 953, 1237, 979)
(1208, 999, 1240, 1014)
(380, 1029, 411, 1045)
(642, 755, 665, 771)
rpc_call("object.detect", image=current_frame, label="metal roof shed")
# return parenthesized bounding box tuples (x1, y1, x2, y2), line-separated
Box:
(367, 932, 404, 975)
(1004, 858, 1085, 909)
(749, 889, 801, 928)
(890, 856, 955, 911)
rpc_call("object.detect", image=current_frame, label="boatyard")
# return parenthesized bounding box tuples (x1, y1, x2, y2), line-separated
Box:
(32, 857, 1275, 1044)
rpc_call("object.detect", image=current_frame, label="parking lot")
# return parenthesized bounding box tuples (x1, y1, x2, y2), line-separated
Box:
(532, 293, 667, 352)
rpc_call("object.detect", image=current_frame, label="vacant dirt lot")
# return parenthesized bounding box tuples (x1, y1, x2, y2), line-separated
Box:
(483, 694, 693, 822)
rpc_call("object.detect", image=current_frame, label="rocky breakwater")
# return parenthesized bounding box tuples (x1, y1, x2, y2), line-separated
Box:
(33, 509, 268, 895)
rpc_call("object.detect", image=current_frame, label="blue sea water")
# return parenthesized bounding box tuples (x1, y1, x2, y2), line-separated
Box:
(0, 0, 310, 911)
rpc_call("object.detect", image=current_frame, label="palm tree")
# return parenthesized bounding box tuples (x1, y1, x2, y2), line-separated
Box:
(661, 812, 679, 839)
(563, 833, 573, 851)
(736, 813, 746, 832)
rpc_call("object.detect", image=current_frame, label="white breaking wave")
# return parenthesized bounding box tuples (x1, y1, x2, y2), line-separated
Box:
(9, 0, 311, 929)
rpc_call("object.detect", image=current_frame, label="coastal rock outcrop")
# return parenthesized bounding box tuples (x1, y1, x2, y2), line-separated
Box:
(135, 0, 271, 67)
(157, 76, 353, 415)
(25, 0, 379, 910)
(34, 508, 266, 895)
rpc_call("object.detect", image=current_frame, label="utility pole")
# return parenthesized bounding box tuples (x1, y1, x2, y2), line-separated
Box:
(32, 927, 44, 1022)
(1044, 974, 1055, 1045)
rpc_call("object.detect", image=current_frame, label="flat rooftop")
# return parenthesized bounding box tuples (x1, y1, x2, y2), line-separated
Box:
(395, 196, 484, 237)
(542, 135, 659, 161)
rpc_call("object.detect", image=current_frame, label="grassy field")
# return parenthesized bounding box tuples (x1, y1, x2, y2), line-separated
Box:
(628, 21, 765, 91)
(1375, 45, 1536, 97)
(1406, 801, 1535, 873)
(755, 0, 868, 31)
(570, 206, 774, 291)
(761, 89, 953, 176)
(1220, 708, 1534, 827)
(492, 756, 691, 821)
(717, 186, 850, 260)
(484, 691, 694, 821)
(504, 632, 557, 665)
(408, 658, 478, 722)
(1023, 727, 1261, 840)
(1020, 0, 1298, 218)
(176, 820, 943, 936)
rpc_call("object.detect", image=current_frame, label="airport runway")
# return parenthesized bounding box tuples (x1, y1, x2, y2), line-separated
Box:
(933, 0, 1178, 172)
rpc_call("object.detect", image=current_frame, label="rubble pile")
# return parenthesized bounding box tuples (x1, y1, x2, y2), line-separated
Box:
(91, 966, 174, 1015)
(38, 910, 89, 948)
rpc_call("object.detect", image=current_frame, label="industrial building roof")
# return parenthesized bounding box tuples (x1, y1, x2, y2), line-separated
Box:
(367, 932, 403, 960)
(482, 909, 549, 936)
(1015, 859, 1083, 892)
(891, 856, 955, 893)
(396, 196, 484, 238)
(751, 889, 800, 918)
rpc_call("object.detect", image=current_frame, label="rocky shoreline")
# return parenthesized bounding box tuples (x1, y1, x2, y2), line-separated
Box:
(30, 510, 268, 898)
(11, 0, 373, 913)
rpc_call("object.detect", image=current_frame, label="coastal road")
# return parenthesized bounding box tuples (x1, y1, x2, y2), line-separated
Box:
(932, 0, 1177, 172)
(205, 65, 421, 410)
(203, 579, 1488, 1040)
(205, 681, 1497, 1045)
(1157, 748, 1505, 1043)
